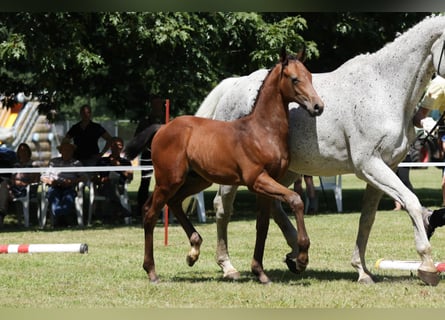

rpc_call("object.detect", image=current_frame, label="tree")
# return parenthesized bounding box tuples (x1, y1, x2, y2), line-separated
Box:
(0, 12, 312, 120)
(298, 12, 431, 72)
(0, 12, 433, 120)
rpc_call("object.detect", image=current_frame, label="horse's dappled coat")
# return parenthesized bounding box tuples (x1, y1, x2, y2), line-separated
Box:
(196, 15, 445, 286)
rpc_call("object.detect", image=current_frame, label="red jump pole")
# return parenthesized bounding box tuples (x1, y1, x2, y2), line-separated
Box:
(164, 99, 170, 246)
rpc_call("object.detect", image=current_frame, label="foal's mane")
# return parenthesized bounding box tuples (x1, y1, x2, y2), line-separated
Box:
(250, 54, 298, 110)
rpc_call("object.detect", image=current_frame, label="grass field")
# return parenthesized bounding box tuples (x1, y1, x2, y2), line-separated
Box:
(1, 167, 445, 309)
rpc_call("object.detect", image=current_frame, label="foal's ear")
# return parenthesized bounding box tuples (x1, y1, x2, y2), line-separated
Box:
(296, 46, 307, 62)
(280, 47, 288, 64)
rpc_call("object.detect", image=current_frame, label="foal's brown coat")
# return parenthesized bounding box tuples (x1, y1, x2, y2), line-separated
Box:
(143, 50, 324, 283)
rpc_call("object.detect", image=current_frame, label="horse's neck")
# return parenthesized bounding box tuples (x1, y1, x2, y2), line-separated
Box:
(248, 66, 288, 129)
(371, 16, 445, 110)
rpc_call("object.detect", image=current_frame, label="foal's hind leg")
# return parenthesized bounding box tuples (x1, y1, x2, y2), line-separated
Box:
(252, 171, 310, 278)
(143, 187, 168, 283)
(251, 195, 272, 284)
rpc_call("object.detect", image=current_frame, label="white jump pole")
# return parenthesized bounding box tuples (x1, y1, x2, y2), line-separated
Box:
(0, 243, 88, 254)
(375, 259, 445, 272)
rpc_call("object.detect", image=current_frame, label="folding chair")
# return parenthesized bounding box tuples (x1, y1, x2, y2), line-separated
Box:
(40, 181, 85, 227)
(87, 178, 131, 225)
(183, 191, 206, 223)
(12, 182, 41, 227)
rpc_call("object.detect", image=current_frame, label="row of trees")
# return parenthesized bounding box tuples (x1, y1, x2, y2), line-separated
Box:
(0, 12, 432, 121)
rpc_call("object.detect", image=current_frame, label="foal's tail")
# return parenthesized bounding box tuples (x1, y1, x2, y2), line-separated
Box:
(124, 124, 163, 160)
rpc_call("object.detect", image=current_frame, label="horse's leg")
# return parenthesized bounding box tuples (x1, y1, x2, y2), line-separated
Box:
(350, 184, 383, 284)
(357, 158, 439, 286)
(270, 199, 300, 273)
(143, 187, 168, 283)
(168, 199, 203, 267)
(274, 171, 300, 273)
(168, 176, 212, 267)
(251, 195, 272, 284)
(214, 184, 241, 280)
(251, 171, 310, 280)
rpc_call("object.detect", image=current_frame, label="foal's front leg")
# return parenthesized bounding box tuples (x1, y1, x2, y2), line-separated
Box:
(168, 178, 211, 268)
(169, 201, 203, 267)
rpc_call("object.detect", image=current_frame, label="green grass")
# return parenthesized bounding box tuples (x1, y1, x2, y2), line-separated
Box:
(1, 168, 445, 308)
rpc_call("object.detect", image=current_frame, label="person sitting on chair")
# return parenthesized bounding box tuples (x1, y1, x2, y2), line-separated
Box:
(0, 147, 16, 227)
(40, 140, 87, 226)
(10, 143, 40, 199)
(94, 136, 133, 224)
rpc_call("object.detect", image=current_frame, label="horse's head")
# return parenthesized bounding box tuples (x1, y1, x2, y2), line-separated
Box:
(279, 48, 324, 117)
(432, 34, 445, 76)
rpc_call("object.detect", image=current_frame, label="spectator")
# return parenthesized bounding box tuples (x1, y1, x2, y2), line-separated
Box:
(40, 140, 87, 226)
(10, 143, 40, 199)
(0, 147, 16, 227)
(94, 136, 133, 224)
(133, 96, 164, 216)
(413, 75, 445, 237)
(64, 104, 112, 166)
(415, 76, 445, 206)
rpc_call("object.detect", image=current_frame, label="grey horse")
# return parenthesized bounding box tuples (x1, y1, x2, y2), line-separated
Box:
(195, 15, 445, 286)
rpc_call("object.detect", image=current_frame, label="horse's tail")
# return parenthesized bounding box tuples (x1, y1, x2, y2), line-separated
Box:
(195, 77, 237, 119)
(125, 124, 163, 160)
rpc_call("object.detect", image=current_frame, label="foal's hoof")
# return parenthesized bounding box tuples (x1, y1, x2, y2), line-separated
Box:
(258, 274, 272, 285)
(223, 270, 241, 281)
(418, 270, 440, 286)
(186, 255, 198, 267)
(284, 255, 307, 274)
(148, 273, 160, 284)
(251, 268, 272, 284)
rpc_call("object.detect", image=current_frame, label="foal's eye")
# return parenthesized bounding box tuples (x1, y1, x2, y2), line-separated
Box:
(291, 77, 300, 84)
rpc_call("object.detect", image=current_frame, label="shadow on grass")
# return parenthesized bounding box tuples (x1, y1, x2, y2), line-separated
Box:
(164, 267, 425, 285)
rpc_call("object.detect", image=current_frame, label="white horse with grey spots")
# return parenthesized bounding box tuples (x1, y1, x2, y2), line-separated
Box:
(195, 15, 445, 286)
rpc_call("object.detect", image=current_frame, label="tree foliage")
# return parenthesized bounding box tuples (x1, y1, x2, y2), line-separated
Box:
(0, 12, 432, 120)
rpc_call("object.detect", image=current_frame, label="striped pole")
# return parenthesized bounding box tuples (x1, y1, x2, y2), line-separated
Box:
(0, 243, 88, 254)
(375, 259, 445, 272)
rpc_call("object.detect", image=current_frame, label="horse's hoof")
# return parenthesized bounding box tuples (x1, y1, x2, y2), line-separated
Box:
(258, 275, 272, 285)
(186, 255, 198, 267)
(148, 273, 160, 284)
(223, 270, 241, 281)
(252, 269, 272, 284)
(357, 276, 376, 285)
(251, 262, 271, 284)
(284, 255, 306, 274)
(418, 270, 440, 286)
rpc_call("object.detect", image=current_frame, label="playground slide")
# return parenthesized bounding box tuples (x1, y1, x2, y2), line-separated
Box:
(0, 101, 51, 150)
(0, 101, 39, 147)
(0, 104, 17, 144)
